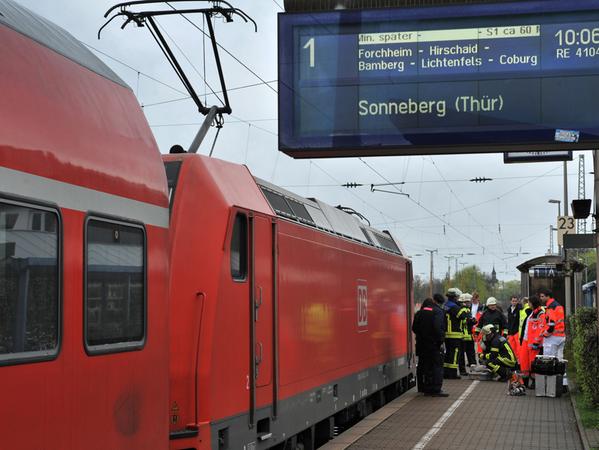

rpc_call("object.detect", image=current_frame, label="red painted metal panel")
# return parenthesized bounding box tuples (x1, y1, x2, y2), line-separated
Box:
(276, 221, 408, 396)
(0, 25, 167, 207)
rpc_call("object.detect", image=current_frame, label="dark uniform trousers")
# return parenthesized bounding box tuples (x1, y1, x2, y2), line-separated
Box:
(459, 340, 477, 373)
(444, 338, 462, 378)
(417, 349, 444, 394)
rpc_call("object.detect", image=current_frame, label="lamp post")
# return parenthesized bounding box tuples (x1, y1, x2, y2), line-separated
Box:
(425, 249, 438, 298)
(549, 198, 561, 217)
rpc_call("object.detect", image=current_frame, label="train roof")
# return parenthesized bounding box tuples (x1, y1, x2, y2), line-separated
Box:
(0, 0, 168, 215)
(255, 177, 404, 256)
(0, 0, 126, 88)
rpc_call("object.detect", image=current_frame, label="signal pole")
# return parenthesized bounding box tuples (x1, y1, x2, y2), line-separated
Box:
(426, 249, 438, 298)
(563, 160, 572, 316)
(595, 151, 599, 327)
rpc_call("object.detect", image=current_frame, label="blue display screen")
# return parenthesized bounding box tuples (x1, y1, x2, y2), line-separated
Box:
(278, 1, 599, 157)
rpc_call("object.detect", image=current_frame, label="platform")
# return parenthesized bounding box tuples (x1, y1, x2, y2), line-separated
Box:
(321, 379, 583, 450)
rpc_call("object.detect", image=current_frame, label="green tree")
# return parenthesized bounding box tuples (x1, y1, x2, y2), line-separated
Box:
(575, 249, 596, 283)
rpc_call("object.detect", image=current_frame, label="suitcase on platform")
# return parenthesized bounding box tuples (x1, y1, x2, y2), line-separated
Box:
(535, 375, 563, 397)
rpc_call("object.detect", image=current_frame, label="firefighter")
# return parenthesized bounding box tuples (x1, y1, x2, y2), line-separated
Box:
(538, 288, 566, 359)
(458, 293, 476, 375)
(475, 297, 507, 337)
(443, 287, 468, 379)
(520, 295, 545, 388)
(412, 298, 448, 397)
(506, 295, 522, 359)
(478, 324, 517, 381)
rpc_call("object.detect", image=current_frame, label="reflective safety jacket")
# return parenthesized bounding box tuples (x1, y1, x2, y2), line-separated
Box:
(481, 334, 516, 368)
(524, 307, 546, 349)
(460, 307, 476, 341)
(444, 299, 467, 339)
(518, 304, 532, 345)
(544, 298, 565, 338)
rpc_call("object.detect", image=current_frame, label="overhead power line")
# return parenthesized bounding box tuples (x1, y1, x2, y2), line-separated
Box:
(271, 0, 284, 10)
(84, 42, 279, 139)
(358, 157, 503, 260)
(280, 172, 578, 188)
(84, 42, 188, 95)
(141, 80, 277, 108)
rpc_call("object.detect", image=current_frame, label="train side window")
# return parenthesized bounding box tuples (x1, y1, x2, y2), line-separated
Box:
(230, 213, 247, 281)
(85, 217, 146, 354)
(0, 201, 60, 365)
(31, 212, 42, 231)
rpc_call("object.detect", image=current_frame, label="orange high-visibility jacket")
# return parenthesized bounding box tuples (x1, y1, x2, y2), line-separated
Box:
(526, 307, 546, 349)
(544, 298, 565, 338)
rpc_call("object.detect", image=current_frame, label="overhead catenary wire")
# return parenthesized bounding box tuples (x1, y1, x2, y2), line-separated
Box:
(83, 41, 188, 95)
(366, 164, 565, 227)
(141, 80, 277, 109)
(358, 157, 504, 261)
(84, 41, 278, 138)
(307, 162, 435, 236)
(428, 156, 501, 239)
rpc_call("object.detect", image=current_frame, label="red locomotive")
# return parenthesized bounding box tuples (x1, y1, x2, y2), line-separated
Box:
(0, 2, 414, 449)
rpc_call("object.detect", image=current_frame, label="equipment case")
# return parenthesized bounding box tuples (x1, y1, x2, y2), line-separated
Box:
(535, 375, 563, 398)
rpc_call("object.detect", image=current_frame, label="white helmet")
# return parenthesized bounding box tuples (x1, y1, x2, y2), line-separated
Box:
(446, 287, 463, 298)
(481, 324, 496, 336)
(458, 293, 472, 303)
(486, 297, 498, 306)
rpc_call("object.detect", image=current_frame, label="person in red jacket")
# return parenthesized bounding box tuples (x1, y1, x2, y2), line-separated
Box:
(506, 295, 522, 359)
(538, 288, 566, 359)
(470, 292, 483, 355)
(520, 295, 545, 388)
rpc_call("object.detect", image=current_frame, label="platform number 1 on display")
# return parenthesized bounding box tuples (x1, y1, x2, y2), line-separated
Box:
(303, 37, 315, 68)
(357, 281, 368, 330)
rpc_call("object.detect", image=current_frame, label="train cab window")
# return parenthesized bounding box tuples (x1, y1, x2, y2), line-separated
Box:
(0, 201, 59, 364)
(85, 218, 145, 354)
(230, 213, 247, 281)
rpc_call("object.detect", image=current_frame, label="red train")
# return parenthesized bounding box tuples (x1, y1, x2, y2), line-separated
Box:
(0, 2, 414, 449)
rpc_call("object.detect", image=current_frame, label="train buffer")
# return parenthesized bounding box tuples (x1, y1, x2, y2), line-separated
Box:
(321, 379, 583, 450)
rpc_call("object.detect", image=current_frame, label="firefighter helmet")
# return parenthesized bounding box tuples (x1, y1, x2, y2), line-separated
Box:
(481, 324, 496, 336)
(458, 293, 472, 303)
(486, 297, 498, 306)
(446, 287, 463, 298)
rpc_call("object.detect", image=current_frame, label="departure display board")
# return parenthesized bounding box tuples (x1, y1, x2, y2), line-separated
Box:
(278, 1, 599, 158)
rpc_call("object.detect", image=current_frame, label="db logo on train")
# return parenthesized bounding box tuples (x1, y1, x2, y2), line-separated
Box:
(357, 281, 368, 330)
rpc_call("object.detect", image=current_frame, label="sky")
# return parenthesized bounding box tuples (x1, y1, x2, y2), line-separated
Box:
(13, 0, 597, 282)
